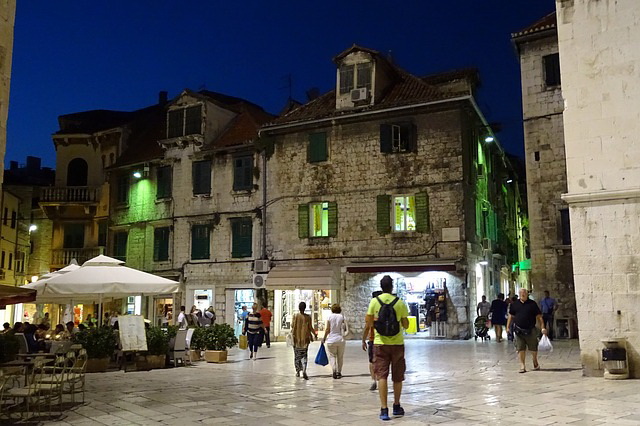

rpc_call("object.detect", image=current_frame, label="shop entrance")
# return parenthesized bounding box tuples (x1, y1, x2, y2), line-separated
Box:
(225, 289, 254, 336)
(273, 289, 333, 340)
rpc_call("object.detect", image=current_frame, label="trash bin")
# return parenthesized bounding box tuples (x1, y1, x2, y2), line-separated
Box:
(406, 316, 417, 334)
(601, 338, 629, 379)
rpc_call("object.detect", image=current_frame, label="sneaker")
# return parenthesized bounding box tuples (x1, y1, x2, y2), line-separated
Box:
(303, 372, 309, 380)
(392, 404, 405, 417)
(369, 381, 377, 391)
(332, 372, 337, 379)
(336, 373, 342, 379)
(379, 408, 390, 421)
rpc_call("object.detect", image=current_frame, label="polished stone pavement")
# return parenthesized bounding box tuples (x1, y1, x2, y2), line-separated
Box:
(11, 338, 640, 425)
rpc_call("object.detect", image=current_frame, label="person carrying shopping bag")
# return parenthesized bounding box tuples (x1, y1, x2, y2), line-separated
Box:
(291, 301, 317, 380)
(322, 303, 348, 379)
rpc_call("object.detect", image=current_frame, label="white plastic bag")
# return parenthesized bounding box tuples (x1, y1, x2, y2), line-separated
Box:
(286, 333, 293, 347)
(538, 335, 553, 352)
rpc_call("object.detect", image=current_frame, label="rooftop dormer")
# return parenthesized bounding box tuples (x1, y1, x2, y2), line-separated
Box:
(334, 45, 394, 110)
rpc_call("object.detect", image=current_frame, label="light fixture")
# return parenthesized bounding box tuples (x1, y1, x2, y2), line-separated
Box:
(484, 136, 494, 143)
(132, 171, 142, 179)
(29, 224, 37, 232)
(506, 179, 513, 184)
(479, 260, 489, 266)
(31, 275, 39, 283)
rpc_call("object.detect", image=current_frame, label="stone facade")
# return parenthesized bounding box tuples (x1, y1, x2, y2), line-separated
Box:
(0, 0, 15, 189)
(556, 0, 640, 377)
(513, 16, 577, 329)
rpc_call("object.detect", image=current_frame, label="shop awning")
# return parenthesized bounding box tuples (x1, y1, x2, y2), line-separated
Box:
(0, 284, 37, 309)
(345, 261, 457, 274)
(266, 265, 340, 290)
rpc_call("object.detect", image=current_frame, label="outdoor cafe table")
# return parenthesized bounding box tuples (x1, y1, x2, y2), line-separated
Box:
(16, 353, 57, 359)
(0, 358, 54, 384)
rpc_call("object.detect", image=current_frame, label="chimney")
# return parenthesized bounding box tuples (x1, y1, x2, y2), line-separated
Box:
(9, 161, 18, 170)
(26, 156, 41, 171)
(158, 91, 168, 105)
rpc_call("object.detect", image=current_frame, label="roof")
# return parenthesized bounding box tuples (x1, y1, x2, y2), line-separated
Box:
(56, 110, 136, 135)
(110, 105, 166, 167)
(206, 104, 275, 150)
(511, 12, 556, 39)
(421, 68, 479, 87)
(267, 46, 472, 127)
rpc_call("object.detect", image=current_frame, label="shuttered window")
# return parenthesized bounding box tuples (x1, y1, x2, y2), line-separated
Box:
(63, 224, 85, 249)
(167, 109, 183, 138)
(233, 155, 253, 191)
(117, 175, 129, 204)
(154, 227, 170, 262)
(543, 53, 561, 87)
(560, 208, 571, 245)
(308, 132, 328, 163)
(156, 166, 172, 199)
(339, 64, 354, 94)
(113, 231, 128, 262)
(231, 218, 252, 258)
(168, 105, 202, 138)
(191, 224, 210, 260)
(380, 123, 417, 153)
(415, 192, 430, 233)
(98, 221, 107, 247)
(356, 62, 372, 91)
(377, 192, 429, 234)
(300, 202, 337, 239)
(192, 160, 211, 195)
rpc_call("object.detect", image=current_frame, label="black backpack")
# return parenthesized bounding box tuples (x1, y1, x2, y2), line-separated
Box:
(374, 296, 400, 336)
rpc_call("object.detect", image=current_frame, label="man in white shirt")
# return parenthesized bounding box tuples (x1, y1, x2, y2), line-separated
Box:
(176, 306, 187, 329)
(476, 295, 491, 318)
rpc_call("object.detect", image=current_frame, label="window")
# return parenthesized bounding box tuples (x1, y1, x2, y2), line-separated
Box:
(191, 224, 210, 260)
(16, 252, 24, 273)
(310, 202, 329, 237)
(7, 253, 11, 270)
(560, 208, 571, 245)
(167, 105, 202, 138)
(154, 227, 170, 262)
(156, 166, 172, 199)
(356, 62, 372, 91)
(308, 132, 328, 163)
(10, 210, 16, 229)
(63, 224, 85, 248)
(0, 251, 4, 269)
(339, 64, 354, 94)
(231, 218, 252, 258)
(2, 207, 6, 225)
(233, 155, 253, 191)
(380, 123, 417, 153)
(192, 160, 211, 195)
(66, 158, 88, 186)
(98, 221, 107, 247)
(543, 53, 561, 87)
(298, 202, 338, 238)
(376, 193, 430, 235)
(116, 175, 129, 204)
(113, 231, 128, 262)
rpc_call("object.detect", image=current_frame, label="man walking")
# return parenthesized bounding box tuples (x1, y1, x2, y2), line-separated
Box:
(259, 302, 272, 348)
(539, 291, 556, 340)
(364, 275, 409, 421)
(507, 288, 546, 373)
(476, 295, 491, 318)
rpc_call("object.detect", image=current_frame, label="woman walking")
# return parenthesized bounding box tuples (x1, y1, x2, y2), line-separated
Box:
(243, 303, 266, 360)
(291, 302, 316, 380)
(322, 304, 347, 379)
(489, 293, 508, 342)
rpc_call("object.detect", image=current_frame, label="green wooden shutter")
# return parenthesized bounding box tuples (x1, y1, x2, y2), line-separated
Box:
(298, 204, 310, 238)
(154, 227, 170, 261)
(415, 192, 430, 233)
(193, 161, 211, 195)
(156, 166, 172, 199)
(405, 123, 418, 152)
(380, 124, 392, 153)
(327, 202, 338, 237)
(231, 218, 253, 258)
(113, 231, 128, 261)
(191, 225, 210, 260)
(376, 195, 391, 235)
(308, 132, 327, 163)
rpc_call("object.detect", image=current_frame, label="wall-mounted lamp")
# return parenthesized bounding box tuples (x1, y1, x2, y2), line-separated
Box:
(484, 136, 494, 143)
(479, 260, 489, 266)
(29, 224, 38, 233)
(506, 179, 513, 184)
(132, 171, 143, 179)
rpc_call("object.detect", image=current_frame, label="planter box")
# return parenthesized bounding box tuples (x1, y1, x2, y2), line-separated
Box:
(86, 357, 110, 373)
(190, 350, 203, 361)
(204, 350, 227, 363)
(136, 354, 166, 370)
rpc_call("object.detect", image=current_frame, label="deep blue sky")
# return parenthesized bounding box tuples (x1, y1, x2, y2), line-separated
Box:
(8, 1, 555, 168)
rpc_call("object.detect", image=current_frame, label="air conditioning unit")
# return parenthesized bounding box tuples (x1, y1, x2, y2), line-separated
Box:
(252, 273, 267, 289)
(350, 87, 368, 102)
(253, 259, 270, 273)
(482, 238, 493, 251)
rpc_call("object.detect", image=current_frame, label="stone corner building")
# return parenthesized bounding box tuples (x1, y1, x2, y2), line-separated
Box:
(261, 45, 529, 340)
(555, 0, 640, 377)
(512, 13, 578, 336)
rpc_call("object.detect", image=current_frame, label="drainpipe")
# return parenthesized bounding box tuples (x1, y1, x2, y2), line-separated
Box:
(261, 149, 267, 260)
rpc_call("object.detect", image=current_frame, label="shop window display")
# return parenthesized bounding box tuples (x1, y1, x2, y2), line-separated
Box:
(274, 289, 333, 339)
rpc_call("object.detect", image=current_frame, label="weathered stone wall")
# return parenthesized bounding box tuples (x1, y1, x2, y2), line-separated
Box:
(517, 33, 576, 320)
(556, 0, 640, 377)
(0, 0, 15, 189)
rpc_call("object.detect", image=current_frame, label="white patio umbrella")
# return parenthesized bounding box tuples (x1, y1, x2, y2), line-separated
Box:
(23, 259, 81, 298)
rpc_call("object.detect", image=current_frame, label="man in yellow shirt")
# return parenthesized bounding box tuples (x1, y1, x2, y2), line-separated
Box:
(363, 275, 409, 421)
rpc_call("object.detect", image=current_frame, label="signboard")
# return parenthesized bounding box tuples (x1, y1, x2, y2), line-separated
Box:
(118, 315, 147, 352)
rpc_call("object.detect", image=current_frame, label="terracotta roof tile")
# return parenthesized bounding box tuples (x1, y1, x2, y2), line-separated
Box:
(511, 12, 556, 39)
(208, 106, 275, 149)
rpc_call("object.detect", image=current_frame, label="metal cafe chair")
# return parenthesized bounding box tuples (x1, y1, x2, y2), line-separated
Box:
(66, 349, 87, 404)
(0, 358, 46, 420)
(38, 355, 67, 414)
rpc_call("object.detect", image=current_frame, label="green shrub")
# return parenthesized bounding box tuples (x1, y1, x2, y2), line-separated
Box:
(0, 333, 19, 363)
(202, 323, 238, 351)
(145, 326, 170, 355)
(73, 326, 116, 359)
(190, 326, 207, 351)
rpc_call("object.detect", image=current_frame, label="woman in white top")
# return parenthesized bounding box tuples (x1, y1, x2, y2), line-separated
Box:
(322, 303, 348, 379)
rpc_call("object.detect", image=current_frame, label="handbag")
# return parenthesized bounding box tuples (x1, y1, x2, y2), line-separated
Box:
(285, 333, 293, 347)
(238, 334, 248, 350)
(314, 343, 329, 366)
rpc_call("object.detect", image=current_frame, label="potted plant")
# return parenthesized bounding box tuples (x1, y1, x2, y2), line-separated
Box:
(190, 326, 206, 361)
(137, 326, 170, 370)
(0, 333, 19, 363)
(203, 323, 238, 363)
(73, 326, 116, 372)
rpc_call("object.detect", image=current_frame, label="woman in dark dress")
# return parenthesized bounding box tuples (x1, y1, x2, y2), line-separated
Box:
(489, 293, 508, 342)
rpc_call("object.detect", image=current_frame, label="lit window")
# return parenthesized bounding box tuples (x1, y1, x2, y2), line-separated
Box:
(310, 202, 329, 237)
(393, 196, 416, 232)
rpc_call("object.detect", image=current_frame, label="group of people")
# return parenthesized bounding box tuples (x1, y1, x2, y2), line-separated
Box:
(2, 319, 80, 353)
(176, 305, 217, 328)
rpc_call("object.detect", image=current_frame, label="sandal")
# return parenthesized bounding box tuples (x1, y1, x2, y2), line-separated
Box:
(519, 368, 527, 373)
(533, 365, 540, 371)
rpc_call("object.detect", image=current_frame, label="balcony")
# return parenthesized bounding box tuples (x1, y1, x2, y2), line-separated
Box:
(51, 247, 105, 268)
(41, 186, 100, 204)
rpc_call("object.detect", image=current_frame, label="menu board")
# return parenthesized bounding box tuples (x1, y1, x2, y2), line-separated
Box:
(118, 315, 148, 352)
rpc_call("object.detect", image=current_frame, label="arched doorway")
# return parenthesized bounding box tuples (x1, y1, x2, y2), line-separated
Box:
(67, 158, 88, 186)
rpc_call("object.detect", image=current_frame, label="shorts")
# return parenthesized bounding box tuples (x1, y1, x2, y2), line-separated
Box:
(515, 329, 539, 351)
(373, 344, 406, 383)
(367, 341, 374, 363)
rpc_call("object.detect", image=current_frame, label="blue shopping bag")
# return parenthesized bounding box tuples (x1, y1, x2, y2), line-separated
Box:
(315, 343, 329, 366)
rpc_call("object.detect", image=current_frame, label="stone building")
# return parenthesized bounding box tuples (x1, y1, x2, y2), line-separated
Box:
(261, 45, 529, 340)
(512, 13, 577, 337)
(555, 0, 640, 377)
(0, 0, 15, 189)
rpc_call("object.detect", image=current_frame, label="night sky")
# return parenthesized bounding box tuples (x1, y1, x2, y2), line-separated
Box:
(8, 1, 555, 168)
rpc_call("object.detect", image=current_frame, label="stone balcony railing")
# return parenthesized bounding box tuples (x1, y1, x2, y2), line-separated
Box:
(40, 186, 100, 204)
(51, 247, 105, 267)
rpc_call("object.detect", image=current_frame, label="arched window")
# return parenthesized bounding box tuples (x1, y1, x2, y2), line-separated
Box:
(66, 158, 88, 186)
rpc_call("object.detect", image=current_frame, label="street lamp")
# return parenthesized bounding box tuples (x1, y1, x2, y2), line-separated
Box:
(29, 224, 37, 233)
(132, 171, 142, 179)
(484, 136, 494, 143)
